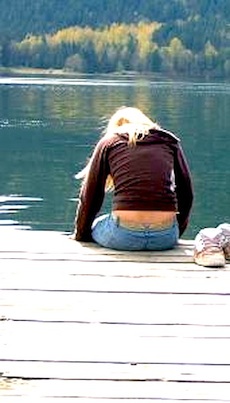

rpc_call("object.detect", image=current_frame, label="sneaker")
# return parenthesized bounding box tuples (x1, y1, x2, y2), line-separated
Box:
(217, 223, 230, 260)
(194, 228, 226, 267)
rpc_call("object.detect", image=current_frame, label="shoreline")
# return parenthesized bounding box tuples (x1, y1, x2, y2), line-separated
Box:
(1, 67, 229, 83)
(0, 67, 85, 77)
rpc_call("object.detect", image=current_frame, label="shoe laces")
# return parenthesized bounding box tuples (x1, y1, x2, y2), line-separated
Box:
(218, 224, 230, 244)
(200, 234, 224, 253)
(221, 232, 230, 247)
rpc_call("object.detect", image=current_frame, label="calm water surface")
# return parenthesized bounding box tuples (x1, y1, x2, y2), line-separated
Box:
(0, 74, 229, 239)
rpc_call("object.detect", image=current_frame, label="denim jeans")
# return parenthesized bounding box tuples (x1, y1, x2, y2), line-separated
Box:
(92, 213, 179, 251)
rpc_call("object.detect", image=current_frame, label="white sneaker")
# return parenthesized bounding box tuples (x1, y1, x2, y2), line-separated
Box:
(194, 228, 226, 267)
(217, 223, 230, 260)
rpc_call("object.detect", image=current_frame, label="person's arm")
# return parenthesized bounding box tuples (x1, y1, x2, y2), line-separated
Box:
(174, 144, 193, 236)
(74, 138, 109, 241)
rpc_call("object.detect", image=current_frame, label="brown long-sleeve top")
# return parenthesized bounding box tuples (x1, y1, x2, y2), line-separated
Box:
(75, 128, 193, 241)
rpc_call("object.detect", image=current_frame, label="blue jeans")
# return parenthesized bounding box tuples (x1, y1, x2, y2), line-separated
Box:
(92, 214, 179, 251)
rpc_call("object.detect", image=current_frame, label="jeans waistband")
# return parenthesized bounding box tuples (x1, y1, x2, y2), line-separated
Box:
(112, 214, 175, 231)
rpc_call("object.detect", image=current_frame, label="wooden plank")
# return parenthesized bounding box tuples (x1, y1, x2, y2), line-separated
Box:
(1, 288, 230, 308)
(0, 400, 225, 403)
(1, 270, 230, 294)
(0, 259, 204, 277)
(0, 251, 195, 263)
(1, 257, 228, 274)
(0, 229, 194, 253)
(2, 289, 230, 307)
(1, 291, 230, 325)
(0, 229, 195, 262)
(1, 378, 230, 400)
(0, 396, 226, 403)
(0, 259, 225, 281)
(1, 321, 230, 340)
(2, 361, 230, 383)
(1, 321, 230, 364)
(0, 251, 194, 263)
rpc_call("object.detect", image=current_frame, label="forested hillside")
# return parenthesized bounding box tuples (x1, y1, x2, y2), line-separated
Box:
(0, 0, 229, 78)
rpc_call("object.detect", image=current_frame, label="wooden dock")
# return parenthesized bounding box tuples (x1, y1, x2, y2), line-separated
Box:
(0, 228, 230, 402)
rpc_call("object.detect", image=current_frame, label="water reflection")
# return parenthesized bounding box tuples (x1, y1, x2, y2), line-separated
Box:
(0, 195, 43, 229)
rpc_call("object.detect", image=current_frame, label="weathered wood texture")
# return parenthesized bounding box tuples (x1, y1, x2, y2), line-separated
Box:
(0, 228, 230, 402)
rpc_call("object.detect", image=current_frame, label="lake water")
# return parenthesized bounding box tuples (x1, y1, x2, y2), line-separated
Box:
(0, 74, 229, 239)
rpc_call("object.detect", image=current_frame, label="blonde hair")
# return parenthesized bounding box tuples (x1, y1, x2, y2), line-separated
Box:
(76, 107, 160, 191)
(104, 106, 160, 146)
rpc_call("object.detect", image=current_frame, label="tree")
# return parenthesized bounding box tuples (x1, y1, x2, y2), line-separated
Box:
(160, 37, 193, 74)
(204, 40, 218, 71)
(64, 53, 85, 72)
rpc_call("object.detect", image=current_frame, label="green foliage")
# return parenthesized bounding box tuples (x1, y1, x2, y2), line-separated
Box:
(0, 0, 229, 78)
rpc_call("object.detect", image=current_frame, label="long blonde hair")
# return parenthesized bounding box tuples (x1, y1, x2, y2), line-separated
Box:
(104, 106, 160, 146)
(76, 106, 160, 190)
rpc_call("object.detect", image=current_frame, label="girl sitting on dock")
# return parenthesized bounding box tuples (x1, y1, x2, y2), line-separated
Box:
(72, 106, 193, 251)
